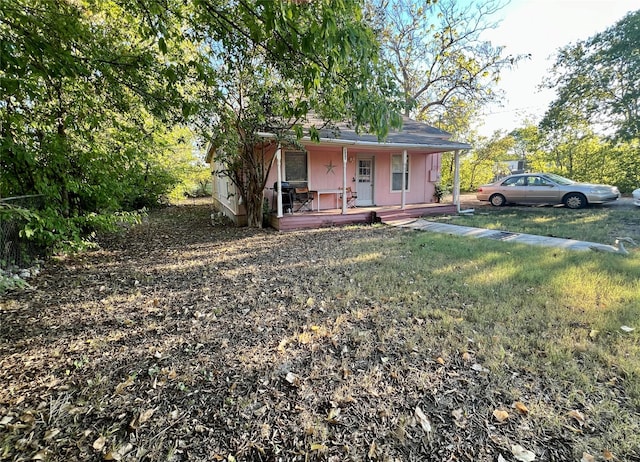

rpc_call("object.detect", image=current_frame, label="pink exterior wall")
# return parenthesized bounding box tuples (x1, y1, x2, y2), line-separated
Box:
(264, 143, 443, 210)
(266, 144, 358, 210)
(369, 151, 442, 206)
(308, 146, 356, 210)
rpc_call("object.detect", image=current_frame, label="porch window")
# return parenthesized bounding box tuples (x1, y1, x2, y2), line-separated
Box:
(284, 151, 308, 184)
(391, 154, 409, 191)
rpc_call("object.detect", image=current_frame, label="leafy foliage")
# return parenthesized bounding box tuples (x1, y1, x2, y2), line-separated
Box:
(0, 0, 205, 251)
(203, 0, 405, 227)
(456, 120, 638, 194)
(3, 0, 398, 237)
(536, 11, 640, 192)
(542, 10, 640, 142)
(368, 0, 521, 131)
(440, 132, 515, 191)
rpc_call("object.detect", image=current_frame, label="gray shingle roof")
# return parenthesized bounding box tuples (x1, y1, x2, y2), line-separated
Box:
(305, 116, 471, 151)
(207, 115, 471, 163)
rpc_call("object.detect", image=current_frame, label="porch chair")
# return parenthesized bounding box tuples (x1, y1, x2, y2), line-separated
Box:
(340, 187, 358, 208)
(294, 187, 314, 212)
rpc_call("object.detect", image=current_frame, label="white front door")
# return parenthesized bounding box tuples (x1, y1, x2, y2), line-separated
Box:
(356, 156, 374, 206)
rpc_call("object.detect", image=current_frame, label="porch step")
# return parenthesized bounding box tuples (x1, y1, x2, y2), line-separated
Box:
(271, 209, 376, 231)
(376, 210, 416, 224)
(376, 204, 457, 224)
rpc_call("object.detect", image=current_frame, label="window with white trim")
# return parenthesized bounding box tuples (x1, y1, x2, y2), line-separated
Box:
(391, 154, 409, 191)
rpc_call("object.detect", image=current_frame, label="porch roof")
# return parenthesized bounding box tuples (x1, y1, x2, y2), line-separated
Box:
(261, 115, 471, 152)
(206, 116, 471, 163)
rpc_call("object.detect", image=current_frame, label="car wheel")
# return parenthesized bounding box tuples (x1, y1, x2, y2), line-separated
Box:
(564, 193, 587, 209)
(489, 194, 506, 207)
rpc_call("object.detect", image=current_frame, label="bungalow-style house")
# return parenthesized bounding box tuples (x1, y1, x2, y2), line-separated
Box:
(206, 117, 471, 231)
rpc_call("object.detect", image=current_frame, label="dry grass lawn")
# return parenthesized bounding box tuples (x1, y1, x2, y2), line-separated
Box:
(1, 201, 639, 461)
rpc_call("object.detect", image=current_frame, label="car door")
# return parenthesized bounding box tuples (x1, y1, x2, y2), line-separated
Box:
(500, 175, 527, 202)
(525, 175, 561, 203)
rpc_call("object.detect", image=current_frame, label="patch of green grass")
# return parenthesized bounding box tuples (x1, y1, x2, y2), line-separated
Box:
(325, 229, 640, 456)
(430, 206, 640, 245)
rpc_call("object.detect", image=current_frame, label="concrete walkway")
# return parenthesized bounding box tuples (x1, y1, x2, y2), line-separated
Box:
(388, 218, 624, 253)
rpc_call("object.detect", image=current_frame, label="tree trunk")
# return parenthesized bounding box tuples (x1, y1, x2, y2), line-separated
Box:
(245, 192, 263, 228)
(244, 171, 264, 228)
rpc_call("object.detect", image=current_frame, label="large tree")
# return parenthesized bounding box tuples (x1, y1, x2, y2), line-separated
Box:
(199, 0, 404, 227)
(1, 0, 403, 242)
(367, 0, 520, 130)
(542, 9, 640, 142)
(0, 0, 206, 252)
(539, 10, 640, 191)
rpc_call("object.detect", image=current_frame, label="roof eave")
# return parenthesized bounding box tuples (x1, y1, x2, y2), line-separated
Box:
(256, 132, 471, 152)
(308, 137, 471, 151)
(205, 142, 216, 164)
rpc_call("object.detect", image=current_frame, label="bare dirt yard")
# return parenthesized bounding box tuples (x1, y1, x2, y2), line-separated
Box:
(1, 201, 637, 461)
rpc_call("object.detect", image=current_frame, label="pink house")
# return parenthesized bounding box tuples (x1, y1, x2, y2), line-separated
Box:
(207, 117, 471, 231)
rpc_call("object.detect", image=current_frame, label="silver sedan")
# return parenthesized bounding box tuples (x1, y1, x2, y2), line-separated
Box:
(633, 188, 640, 207)
(476, 173, 620, 209)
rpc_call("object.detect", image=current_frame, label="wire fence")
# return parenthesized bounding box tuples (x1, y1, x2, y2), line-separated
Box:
(0, 195, 46, 271)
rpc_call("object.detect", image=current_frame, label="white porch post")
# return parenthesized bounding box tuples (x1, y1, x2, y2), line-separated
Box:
(401, 149, 407, 209)
(276, 145, 283, 218)
(342, 146, 348, 214)
(453, 149, 461, 213)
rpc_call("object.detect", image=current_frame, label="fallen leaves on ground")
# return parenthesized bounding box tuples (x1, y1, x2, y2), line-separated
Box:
(1, 201, 638, 461)
(513, 401, 529, 415)
(415, 405, 432, 433)
(568, 409, 586, 426)
(493, 409, 510, 423)
(512, 444, 536, 461)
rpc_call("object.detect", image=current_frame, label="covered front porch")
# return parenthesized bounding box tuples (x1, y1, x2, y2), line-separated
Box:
(208, 115, 471, 229)
(268, 201, 457, 231)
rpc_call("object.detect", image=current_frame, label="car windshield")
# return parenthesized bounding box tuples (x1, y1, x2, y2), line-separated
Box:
(542, 173, 575, 185)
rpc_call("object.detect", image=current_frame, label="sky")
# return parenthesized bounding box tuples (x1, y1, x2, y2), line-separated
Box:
(476, 0, 638, 136)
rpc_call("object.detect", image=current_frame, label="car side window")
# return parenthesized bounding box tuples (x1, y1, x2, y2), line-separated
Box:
(527, 176, 543, 186)
(503, 176, 526, 186)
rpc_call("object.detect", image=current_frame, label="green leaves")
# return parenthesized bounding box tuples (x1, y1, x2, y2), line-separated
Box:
(158, 37, 168, 54)
(537, 11, 640, 192)
(0, 0, 208, 251)
(370, 0, 519, 132)
(1, 0, 405, 238)
(543, 10, 640, 142)
(197, 0, 406, 226)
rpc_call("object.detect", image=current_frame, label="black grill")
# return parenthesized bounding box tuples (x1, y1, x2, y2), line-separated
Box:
(273, 182, 294, 211)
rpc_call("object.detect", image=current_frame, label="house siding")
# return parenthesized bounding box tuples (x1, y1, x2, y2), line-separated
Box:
(210, 164, 247, 225)
(266, 145, 359, 211)
(261, 144, 446, 210)
(366, 152, 442, 206)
